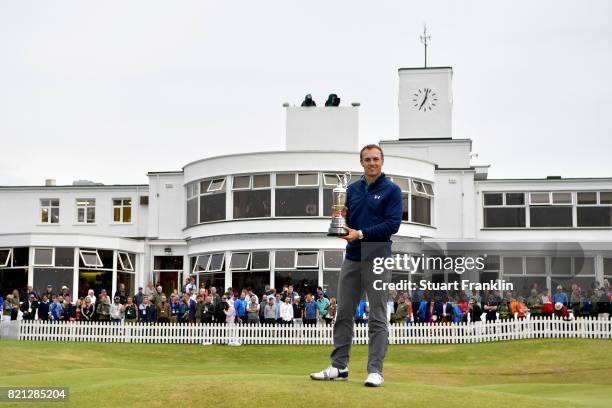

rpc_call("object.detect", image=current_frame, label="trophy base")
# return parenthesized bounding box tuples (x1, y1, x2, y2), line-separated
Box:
(327, 227, 348, 237)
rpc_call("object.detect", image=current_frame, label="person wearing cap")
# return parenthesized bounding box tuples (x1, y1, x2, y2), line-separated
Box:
(133, 287, 144, 306)
(20, 294, 38, 320)
(553, 285, 569, 308)
(109, 295, 125, 323)
(96, 293, 111, 322)
(44, 284, 55, 300)
(60, 285, 72, 304)
(553, 302, 569, 319)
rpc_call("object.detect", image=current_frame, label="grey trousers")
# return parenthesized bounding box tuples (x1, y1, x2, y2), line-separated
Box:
(330, 258, 390, 374)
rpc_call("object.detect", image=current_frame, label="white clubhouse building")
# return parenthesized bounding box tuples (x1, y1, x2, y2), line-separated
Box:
(1, 66, 611, 300)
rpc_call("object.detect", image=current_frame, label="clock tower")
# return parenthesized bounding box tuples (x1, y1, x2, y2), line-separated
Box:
(398, 67, 453, 139)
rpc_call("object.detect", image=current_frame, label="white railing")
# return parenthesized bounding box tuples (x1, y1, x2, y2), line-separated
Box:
(3, 317, 611, 345)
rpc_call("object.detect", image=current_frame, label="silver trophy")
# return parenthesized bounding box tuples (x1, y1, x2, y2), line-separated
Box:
(327, 172, 351, 237)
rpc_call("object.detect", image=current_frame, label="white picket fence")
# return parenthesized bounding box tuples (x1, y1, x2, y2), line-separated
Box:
(1, 316, 609, 345)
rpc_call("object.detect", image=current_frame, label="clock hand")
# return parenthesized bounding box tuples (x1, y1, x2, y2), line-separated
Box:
(419, 91, 428, 110)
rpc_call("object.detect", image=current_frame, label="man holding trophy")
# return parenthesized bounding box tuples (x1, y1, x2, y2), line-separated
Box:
(310, 144, 403, 387)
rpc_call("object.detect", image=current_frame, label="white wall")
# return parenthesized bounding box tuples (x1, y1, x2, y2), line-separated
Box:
(398, 67, 453, 139)
(0, 186, 148, 237)
(380, 139, 472, 169)
(285, 106, 359, 152)
(147, 173, 185, 239)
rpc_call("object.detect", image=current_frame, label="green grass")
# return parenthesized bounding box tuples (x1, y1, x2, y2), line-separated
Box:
(0, 339, 611, 407)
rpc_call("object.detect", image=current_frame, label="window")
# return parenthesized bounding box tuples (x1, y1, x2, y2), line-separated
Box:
(251, 251, 270, 270)
(324, 174, 340, 186)
(230, 252, 250, 270)
(528, 192, 573, 228)
(276, 173, 295, 187)
(198, 178, 226, 223)
(392, 177, 411, 192)
(297, 173, 319, 186)
(551, 257, 571, 275)
(186, 182, 200, 227)
(574, 257, 595, 276)
(208, 253, 225, 271)
(525, 257, 545, 275)
(0, 248, 12, 267)
(275, 250, 296, 269)
(483, 192, 526, 228)
(40, 199, 60, 224)
(410, 180, 433, 225)
(193, 254, 210, 273)
(113, 199, 132, 223)
(79, 249, 103, 267)
(33, 248, 54, 266)
(233, 174, 271, 219)
(117, 251, 134, 271)
(502, 257, 523, 275)
(604, 257, 612, 277)
(577, 191, 612, 227)
(76, 199, 96, 224)
(323, 250, 343, 270)
(481, 255, 500, 271)
(297, 251, 318, 268)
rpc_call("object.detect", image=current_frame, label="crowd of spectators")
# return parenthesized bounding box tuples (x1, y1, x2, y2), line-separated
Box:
(2, 278, 611, 325)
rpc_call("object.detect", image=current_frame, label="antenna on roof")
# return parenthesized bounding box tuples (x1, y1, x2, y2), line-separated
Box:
(419, 24, 431, 68)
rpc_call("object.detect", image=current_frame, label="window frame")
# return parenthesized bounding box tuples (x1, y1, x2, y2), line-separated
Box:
(274, 250, 296, 270)
(229, 252, 251, 271)
(208, 253, 225, 272)
(296, 250, 319, 269)
(33, 247, 55, 267)
(323, 250, 344, 270)
(117, 251, 134, 271)
(79, 249, 103, 268)
(207, 178, 226, 192)
(76, 198, 96, 224)
(112, 198, 133, 223)
(296, 173, 320, 187)
(250, 251, 271, 271)
(40, 198, 60, 224)
(192, 254, 211, 273)
(0, 248, 12, 267)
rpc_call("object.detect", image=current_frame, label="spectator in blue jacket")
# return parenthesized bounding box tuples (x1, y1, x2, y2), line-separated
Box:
(354, 299, 367, 324)
(50, 296, 63, 321)
(553, 285, 569, 307)
(234, 292, 247, 323)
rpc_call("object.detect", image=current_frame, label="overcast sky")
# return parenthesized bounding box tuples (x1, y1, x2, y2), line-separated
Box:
(1, 1, 610, 185)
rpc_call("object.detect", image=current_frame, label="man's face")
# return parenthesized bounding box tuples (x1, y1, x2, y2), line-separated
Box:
(360, 148, 383, 178)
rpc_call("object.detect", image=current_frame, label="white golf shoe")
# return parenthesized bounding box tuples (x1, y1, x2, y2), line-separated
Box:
(364, 372, 384, 387)
(309, 366, 349, 381)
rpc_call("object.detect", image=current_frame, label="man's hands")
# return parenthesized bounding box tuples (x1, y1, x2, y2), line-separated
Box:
(341, 227, 360, 242)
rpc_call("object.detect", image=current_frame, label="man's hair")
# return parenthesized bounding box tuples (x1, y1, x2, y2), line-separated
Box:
(360, 144, 384, 161)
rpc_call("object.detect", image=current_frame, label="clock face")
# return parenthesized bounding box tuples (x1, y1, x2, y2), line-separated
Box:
(412, 88, 438, 112)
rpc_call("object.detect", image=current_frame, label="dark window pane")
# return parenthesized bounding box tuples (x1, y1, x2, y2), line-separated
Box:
(526, 257, 545, 275)
(323, 251, 343, 269)
(0, 268, 27, 295)
(504, 276, 547, 298)
(323, 270, 340, 298)
(503, 257, 523, 274)
(34, 249, 53, 265)
(154, 256, 184, 270)
(530, 206, 572, 227)
(99, 250, 113, 269)
(484, 208, 526, 228)
(600, 192, 612, 204)
(33, 268, 74, 297)
(577, 207, 612, 227)
(253, 174, 270, 188)
(0, 249, 11, 266)
(274, 270, 318, 295)
(275, 189, 319, 217)
(78, 268, 112, 298)
(233, 190, 271, 219)
(197, 273, 225, 292)
(275, 251, 295, 269)
(193, 255, 210, 272)
(604, 258, 612, 276)
(401, 193, 409, 221)
(187, 199, 198, 226)
(55, 248, 74, 267)
(577, 192, 597, 204)
(231, 271, 269, 296)
(230, 253, 250, 270)
(411, 195, 431, 225)
(251, 251, 270, 270)
(574, 257, 595, 275)
(297, 252, 318, 268)
(12, 248, 29, 267)
(323, 189, 333, 217)
(200, 193, 226, 222)
(209, 253, 224, 271)
(506, 193, 525, 205)
(117, 271, 135, 297)
(551, 257, 571, 275)
(484, 193, 503, 206)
